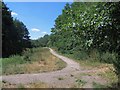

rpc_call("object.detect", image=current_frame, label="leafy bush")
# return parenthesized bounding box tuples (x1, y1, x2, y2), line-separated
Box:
(113, 54, 120, 75)
(89, 49, 101, 61)
(22, 48, 43, 62)
(87, 50, 117, 64)
(23, 49, 31, 62)
(2, 55, 25, 75)
(101, 52, 117, 64)
(73, 50, 88, 60)
(2, 55, 24, 65)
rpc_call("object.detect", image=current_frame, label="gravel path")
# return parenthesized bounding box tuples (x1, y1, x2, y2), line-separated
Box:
(1, 48, 107, 88)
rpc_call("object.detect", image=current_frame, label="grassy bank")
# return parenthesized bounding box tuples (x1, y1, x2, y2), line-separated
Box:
(1, 47, 66, 75)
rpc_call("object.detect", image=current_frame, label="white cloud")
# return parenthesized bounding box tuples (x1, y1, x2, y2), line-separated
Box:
(32, 37, 38, 40)
(11, 12, 18, 16)
(42, 32, 47, 34)
(31, 28, 40, 32)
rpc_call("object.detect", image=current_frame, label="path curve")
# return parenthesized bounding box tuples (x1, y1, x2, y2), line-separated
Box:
(1, 48, 81, 87)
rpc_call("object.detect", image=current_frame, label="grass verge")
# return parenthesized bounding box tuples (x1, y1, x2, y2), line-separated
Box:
(1, 47, 66, 75)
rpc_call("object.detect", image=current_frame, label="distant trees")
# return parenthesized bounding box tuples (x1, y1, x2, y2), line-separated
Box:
(2, 2, 31, 57)
(31, 34, 50, 48)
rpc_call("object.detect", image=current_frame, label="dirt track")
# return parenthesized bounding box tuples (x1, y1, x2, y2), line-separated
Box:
(1, 48, 107, 88)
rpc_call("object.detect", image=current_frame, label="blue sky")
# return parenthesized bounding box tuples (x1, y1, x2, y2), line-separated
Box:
(5, 2, 72, 40)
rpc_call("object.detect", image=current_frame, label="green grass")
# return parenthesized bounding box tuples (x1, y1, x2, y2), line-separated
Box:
(93, 82, 107, 89)
(1, 47, 66, 75)
(0, 58, 2, 76)
(1, 55, 25, 75)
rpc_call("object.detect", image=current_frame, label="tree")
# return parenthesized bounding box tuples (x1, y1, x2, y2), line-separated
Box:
(2, 2, 17, 57)
(13, 19, 31, 50)
(2, 2, 31, 57)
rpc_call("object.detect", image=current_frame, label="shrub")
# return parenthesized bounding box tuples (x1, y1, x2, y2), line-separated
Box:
(2, 55, 24, 65)
(101, 52, 117, 64)
(89, 49, 101, 61)
(73, 50, 88, 60)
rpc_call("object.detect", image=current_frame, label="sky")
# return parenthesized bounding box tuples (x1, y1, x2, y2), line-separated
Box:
(4, 2, 72, 40)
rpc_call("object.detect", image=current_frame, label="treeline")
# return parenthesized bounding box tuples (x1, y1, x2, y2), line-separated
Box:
(31, 34, 49, 48)
(2, 2, 31, 57)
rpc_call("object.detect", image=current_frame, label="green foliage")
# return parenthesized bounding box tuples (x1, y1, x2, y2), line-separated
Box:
(2, 49, 30, 75)
(113, 55, 120, 75)
(48, 2, 120, 84)
(49, 2, 120, 53)
(88, 49, 101, 61)
(2, 47, 47, 75)
(2, 2, 31, 57)
(2, 55, 25, 75)
(23, 49, 31, 62)
(2, 55, 24, 66)
(72, 50, 88, 60)
(31, 34, 50, 48)
(93, 82, 107, 89)
(101, 52, 117, 64)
